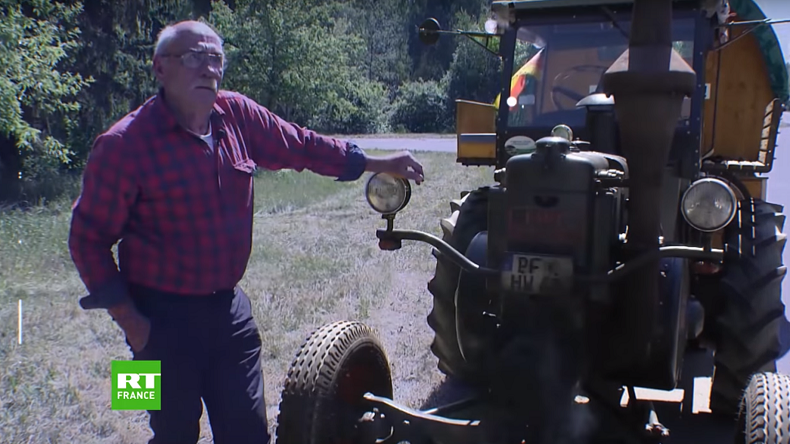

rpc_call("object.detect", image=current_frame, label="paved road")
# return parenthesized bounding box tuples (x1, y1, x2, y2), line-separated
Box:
(351, 114, 790, 154)
(356, 115, 790, 373)
(350, 136, 456, 153)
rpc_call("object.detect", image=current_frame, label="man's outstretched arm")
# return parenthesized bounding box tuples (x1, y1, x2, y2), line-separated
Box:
(230, 93, 424, 183)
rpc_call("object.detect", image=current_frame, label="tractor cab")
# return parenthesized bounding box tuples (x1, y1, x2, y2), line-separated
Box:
(503, 8, 696, 142)
(450, 0, 787, 198)
(453, 0, 706, 171)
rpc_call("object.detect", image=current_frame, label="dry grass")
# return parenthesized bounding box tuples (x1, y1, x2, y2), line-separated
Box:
(0, 149, 493, 443)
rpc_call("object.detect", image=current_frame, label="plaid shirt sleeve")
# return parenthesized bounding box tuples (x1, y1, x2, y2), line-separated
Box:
(68, 133, 138, 310)
(233, 95, 368, 181)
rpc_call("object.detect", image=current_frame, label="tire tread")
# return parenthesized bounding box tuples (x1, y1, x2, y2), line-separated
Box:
(711, 199, 790, 417)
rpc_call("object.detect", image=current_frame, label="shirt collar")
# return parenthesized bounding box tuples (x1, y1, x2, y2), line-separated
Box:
(151, 87, 226, 132)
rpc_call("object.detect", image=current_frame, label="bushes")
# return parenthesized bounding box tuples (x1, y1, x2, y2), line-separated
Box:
(388, 9, 503, 135)
(0, 0, 506, 204)
(389, 79, 453, 134)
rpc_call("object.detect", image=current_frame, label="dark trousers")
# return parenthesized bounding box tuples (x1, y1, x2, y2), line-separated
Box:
(127, 284, 270, 444)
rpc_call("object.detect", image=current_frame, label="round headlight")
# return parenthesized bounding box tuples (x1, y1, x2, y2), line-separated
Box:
(365, 172, 411, 215)
(681, 178, 738, 232)
(551, 124, 573, 141)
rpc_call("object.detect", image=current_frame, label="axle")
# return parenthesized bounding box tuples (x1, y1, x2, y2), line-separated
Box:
(376, 228, 723, 283)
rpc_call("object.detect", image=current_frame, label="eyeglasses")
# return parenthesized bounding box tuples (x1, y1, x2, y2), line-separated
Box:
(162, 50, 226, 70)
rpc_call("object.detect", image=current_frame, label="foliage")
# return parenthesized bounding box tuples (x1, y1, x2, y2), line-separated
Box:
(390, 79, 452, 133)
(0, 0, 501, 203)
(63, 0, 195, 169)
(0, 0, 90, 178)
(441, 8, 502, 107)
(208, 0, 391, 133)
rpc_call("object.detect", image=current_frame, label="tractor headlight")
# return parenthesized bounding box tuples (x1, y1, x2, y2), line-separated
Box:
(551, 124, 573, 141)
(681, 178, 738, 232)
(365, 172, 411, 215)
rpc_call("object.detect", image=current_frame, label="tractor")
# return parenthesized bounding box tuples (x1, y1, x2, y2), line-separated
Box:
(274, 0, 790, 442)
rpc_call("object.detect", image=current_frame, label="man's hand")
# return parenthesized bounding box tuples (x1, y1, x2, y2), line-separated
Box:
(123, 315, 152, 353)
(108, 301, 152, 353)
(364, 151, 425, 185)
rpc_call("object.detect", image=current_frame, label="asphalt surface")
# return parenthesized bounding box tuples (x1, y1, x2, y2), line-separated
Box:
(354, 114, 790, 375)
(351, 136, 456, 153)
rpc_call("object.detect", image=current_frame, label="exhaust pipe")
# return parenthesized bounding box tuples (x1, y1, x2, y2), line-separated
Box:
(601, 0, 696, 370)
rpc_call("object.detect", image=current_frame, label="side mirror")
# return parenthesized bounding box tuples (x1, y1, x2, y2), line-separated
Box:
(418, 18, 441, 46)
(417, 16, 501, 57)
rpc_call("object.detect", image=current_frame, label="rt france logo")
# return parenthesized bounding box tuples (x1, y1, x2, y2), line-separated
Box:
(111, 360, 161, 410)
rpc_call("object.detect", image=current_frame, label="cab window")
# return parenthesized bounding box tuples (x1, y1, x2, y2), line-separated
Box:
(505, 16, 696, 129)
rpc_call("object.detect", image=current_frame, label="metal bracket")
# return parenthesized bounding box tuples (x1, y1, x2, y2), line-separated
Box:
(359, 393, 487, 444)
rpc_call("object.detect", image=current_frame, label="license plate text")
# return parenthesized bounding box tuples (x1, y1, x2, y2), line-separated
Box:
(501, 253, 574, 295)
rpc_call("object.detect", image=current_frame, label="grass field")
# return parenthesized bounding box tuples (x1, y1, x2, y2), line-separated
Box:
(0, 149, 492, 443)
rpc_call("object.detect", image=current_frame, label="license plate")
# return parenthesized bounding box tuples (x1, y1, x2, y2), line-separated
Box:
(501, 253, 574, 294)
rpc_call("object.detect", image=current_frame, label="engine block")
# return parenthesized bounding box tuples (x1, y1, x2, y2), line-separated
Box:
(490, 137, 628, 300)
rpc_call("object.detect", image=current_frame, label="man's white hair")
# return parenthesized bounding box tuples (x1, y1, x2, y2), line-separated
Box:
(154, 21, 224, 57)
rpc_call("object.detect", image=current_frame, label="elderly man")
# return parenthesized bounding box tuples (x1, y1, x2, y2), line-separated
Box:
(68, 20, 424, 444)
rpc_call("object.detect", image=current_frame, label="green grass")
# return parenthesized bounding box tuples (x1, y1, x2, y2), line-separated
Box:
(0, 166, 359, 296)
(252, 169, 358, 214)
(0, 149, 494, 443)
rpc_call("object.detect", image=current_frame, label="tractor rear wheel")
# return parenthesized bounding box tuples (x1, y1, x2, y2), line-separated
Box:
(710, 198, 790, 417)
(736, 372, 790, 443)
(275, 321, 393, 444)
(426, 187, 489, 384)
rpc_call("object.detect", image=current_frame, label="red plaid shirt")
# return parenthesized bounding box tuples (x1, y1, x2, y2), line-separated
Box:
(69, 89, 367, 309)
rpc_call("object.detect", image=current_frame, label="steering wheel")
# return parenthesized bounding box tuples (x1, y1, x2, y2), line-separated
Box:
(551, 65, 610, 110)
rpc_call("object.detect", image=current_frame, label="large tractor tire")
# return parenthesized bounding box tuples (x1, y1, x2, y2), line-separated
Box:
(736, 372, 790, 443)
(710, 198, 790, 417)
(426, 187, 489, 384)
(275, 321, 393, 444)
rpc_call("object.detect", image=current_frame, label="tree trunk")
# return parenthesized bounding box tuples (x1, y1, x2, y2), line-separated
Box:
(0, 134, 23, 204)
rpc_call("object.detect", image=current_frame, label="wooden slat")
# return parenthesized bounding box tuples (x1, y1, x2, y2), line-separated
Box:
(702, 26, 775, 163)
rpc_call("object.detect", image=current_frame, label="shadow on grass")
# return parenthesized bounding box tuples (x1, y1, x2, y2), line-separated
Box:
(418, 376, 479, 411)
(0, 171, 82, 212)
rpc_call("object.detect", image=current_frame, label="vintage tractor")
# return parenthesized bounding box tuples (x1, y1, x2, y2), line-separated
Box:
(274, 0, 790, 443)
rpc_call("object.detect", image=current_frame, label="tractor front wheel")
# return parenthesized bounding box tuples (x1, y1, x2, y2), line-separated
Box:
(736, 372, 790, 443)
(275, 321, 393, 444)
(427, 187, 489, 385)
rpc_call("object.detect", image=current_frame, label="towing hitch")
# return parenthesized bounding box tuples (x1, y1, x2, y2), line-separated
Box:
(356, 393, 486, 444)
(355, 389, 675, 444)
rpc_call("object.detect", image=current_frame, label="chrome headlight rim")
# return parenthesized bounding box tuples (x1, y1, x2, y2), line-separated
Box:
(364, 172, 412, 215)
(680, 177, 738, 233)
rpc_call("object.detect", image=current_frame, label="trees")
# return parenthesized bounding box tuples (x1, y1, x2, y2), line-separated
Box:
(208, 0, 390, 134)
(0, 0, 497, 203)
(0, 0, 89, 199)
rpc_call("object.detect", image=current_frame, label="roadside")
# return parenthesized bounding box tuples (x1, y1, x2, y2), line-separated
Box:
(327, 133, 455, 139)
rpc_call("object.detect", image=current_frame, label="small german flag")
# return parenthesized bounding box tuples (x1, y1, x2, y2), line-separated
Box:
(493, 48, 544, 109)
